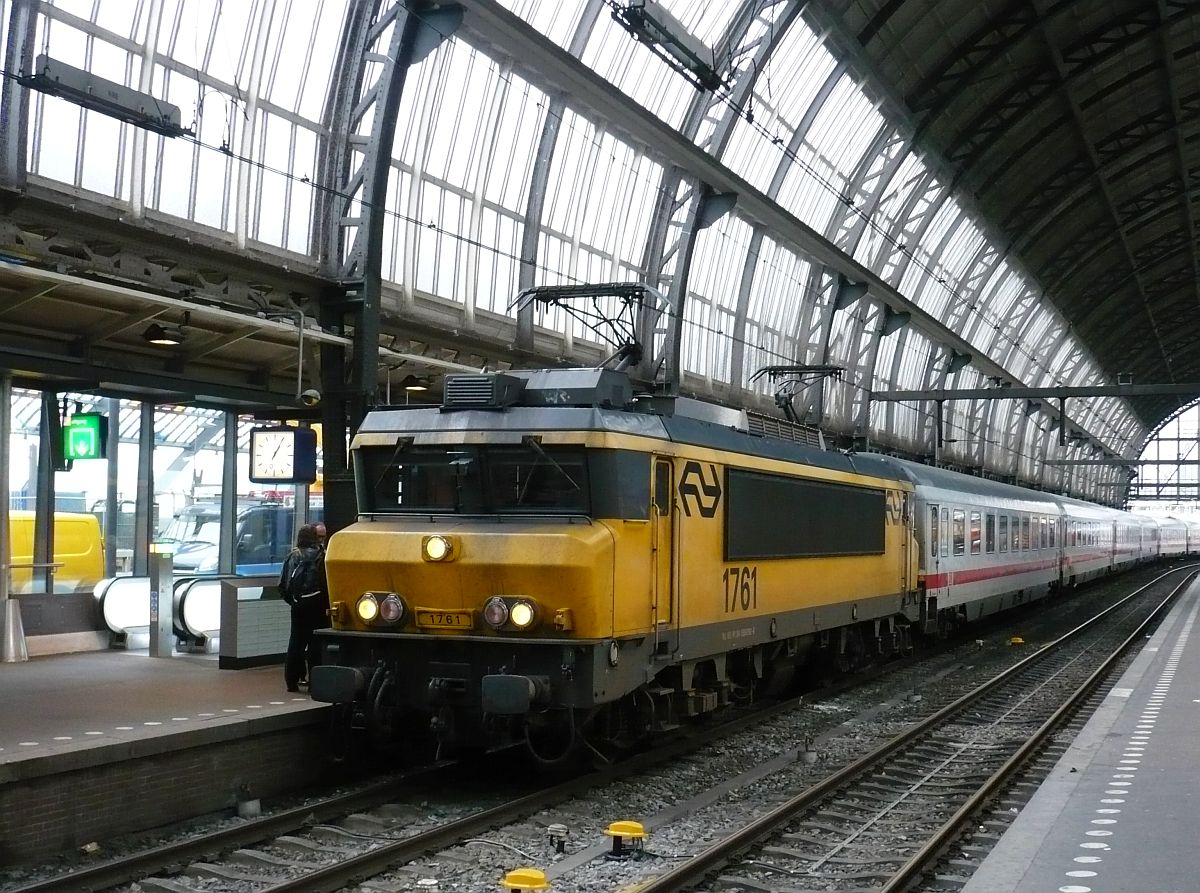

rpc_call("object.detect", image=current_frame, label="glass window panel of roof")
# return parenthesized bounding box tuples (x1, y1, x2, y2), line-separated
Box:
(719, 23, 837, 190)
(262, 3, 343, 119)
(495, 0, 586, 49)
(482, 79, 551, 211)
(581, 14, 692, 130)
(680, 292, 714, 376)
(689, 215, 753, 315)
(748, 236, 814, 337)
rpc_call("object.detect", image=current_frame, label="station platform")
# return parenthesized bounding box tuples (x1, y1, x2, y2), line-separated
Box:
(0, 649, 330, 865)
(963, 577, 1200, 893)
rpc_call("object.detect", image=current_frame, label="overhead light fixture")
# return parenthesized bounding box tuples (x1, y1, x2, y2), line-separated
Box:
(611, 0, 723, 92)
(400, 375, 430, 392)
(143, 311, 189, 346)
(20, 54, 191, 138)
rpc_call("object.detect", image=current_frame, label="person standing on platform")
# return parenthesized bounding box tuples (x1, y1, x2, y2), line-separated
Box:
(278, 522, 329, 692)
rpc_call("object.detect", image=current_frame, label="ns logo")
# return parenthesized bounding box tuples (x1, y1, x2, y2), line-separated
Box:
(678, 461, 721, 518)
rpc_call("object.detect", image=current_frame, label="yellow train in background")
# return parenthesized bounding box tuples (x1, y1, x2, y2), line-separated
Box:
(312, 367, 926, 760)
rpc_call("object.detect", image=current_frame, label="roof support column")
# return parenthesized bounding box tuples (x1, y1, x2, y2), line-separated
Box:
(516, 2, 603, 352)
(0, 0, 35, 190)
(313, 0, 460, 531)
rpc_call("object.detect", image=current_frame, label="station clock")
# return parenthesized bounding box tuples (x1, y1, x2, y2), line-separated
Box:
(249, 426, 318, 484)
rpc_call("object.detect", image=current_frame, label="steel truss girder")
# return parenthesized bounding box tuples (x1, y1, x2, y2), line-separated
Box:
(1005, 97, 1200, 254)
(946, 5, 1185, 187)
(904, 0, 1043, 120)
(1011, 10, 1169, 385)
(1078, 225, 1198, 332)
(1041, 180, 1199, 293)
(910, 2, 1162, 146)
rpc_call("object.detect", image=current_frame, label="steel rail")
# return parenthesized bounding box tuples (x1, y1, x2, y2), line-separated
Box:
(2, 764, 453, 893)
(11, 671, 847, 893)
(879, 570, 1196, 892)
(632, 567, 1195, 892)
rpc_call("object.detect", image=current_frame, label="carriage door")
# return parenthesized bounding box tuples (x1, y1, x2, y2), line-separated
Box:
(652, 459, 676, 629)
(925, 505, 949, 626)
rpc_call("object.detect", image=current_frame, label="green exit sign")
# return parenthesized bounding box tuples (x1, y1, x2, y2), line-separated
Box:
(65, 413, 109, 460)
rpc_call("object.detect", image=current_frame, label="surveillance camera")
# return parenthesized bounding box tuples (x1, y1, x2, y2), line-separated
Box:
(299, 388, 321, 407)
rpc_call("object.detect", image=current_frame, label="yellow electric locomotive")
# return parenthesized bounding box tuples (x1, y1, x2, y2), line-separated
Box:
(311, 367, 921, 759)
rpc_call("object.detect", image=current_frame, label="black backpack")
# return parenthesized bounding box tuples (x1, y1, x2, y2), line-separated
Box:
(282, 548, 323, 604)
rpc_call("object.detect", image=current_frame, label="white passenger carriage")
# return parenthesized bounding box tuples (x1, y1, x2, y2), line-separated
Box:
(1155, 515, 1189, 558)
(1131, 513, 1161, 564)
(895, 462, 1064, 624)
(1057, 495, 1126, 582)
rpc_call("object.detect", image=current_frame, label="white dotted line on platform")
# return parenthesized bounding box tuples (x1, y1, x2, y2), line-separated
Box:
(1057, 608, 1193, 893)
(0, 698, 308, 749)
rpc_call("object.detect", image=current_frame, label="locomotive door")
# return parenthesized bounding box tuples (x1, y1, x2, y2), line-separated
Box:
(652, 458, 675, 628)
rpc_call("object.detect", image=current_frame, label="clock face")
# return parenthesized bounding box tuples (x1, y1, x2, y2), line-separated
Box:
(250, 427, 317, 483)
(251, 429, 296, 481)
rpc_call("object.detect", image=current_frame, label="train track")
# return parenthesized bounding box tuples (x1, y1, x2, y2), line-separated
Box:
(632, 571, 1193, 893)
(11, 670, 878, 893)
(11, 572, 1184, 893)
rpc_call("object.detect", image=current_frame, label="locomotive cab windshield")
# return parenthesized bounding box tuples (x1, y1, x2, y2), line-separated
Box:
(357, 441, 591, 516)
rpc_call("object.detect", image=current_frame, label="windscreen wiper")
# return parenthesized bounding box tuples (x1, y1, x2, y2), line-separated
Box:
(521, 435, 581, 492)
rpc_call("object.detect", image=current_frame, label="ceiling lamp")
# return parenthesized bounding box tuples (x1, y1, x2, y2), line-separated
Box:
(143, 311, 189, 346)
(400, 375, 430, 392)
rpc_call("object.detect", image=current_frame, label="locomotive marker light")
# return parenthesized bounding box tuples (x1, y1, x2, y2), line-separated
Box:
(608, 641, 620, 667)
(380, 594, 405, 624)
(356, 593, 380, 622)
(483, 596, 509, 629)
(422, 534, 455, 561)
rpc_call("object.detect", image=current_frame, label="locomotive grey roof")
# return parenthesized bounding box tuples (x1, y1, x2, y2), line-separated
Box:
(4, 0, 1199, 509)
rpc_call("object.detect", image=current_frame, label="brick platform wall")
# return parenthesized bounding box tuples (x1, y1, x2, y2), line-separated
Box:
(0, 714, 339, 864)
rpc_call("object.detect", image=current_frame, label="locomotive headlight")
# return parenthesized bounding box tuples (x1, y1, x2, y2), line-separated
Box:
(422, 534, 454, 562)
(355, 594, 379, 623)
(483, 596, 509, 629)
(510, 600, 536, 629)
(379, 594, 405, 624)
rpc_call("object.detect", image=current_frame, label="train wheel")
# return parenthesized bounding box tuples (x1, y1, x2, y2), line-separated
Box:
(586, 693, 651, 756)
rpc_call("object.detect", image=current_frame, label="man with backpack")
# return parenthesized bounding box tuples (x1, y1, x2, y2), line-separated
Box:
(278, 522, 329, 692)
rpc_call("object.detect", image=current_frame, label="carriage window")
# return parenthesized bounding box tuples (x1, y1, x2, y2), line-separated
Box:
(1039, 516, 1048, 550)
(953, 509, 966, 556)
(941, 508, 950, 557)
(985, 514, 995, 553)
(930, 505, 939, 558)
(1021, 515, 1031, 551)
(1049, 518, 1056, 549)
(1011, 515, 1019, 551)
(998, 515, 1008, 552)
(970, 511, 982, 555)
